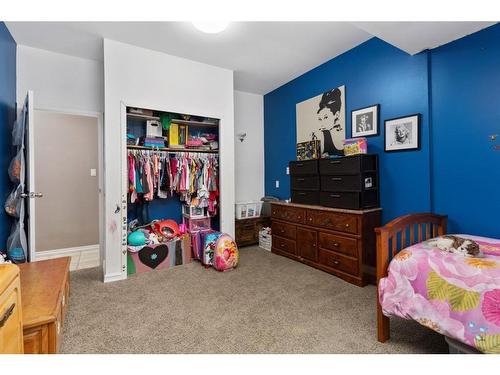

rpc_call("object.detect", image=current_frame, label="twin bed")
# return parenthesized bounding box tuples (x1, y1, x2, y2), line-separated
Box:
(376, 213, 500, 354)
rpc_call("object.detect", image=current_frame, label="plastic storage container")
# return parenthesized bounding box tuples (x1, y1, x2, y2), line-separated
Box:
(235, 201, 263, 219)
(182, 205, 208, 218)
(183, 214, 211, 232)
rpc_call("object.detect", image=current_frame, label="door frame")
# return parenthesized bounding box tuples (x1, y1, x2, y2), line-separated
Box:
(31, 106, 104, 270)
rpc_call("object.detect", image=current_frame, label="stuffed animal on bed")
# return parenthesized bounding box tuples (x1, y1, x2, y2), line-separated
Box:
(427, 235, 483, 258)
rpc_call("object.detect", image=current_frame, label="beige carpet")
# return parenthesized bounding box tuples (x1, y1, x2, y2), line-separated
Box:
(60, 246, 448, 354)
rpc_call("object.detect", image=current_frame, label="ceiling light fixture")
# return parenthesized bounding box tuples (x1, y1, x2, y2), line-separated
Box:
(192, 22, 229, 34)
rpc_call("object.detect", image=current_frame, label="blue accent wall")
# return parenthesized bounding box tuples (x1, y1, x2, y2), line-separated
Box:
(264, 24, 500, 236)
(430, 24, 500, 237)
(264, 38, 431, 223)
(0, 23, 16, 250)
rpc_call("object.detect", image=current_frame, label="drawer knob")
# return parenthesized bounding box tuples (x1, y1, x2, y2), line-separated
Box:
(280, 244, 285, 248)
(297, 216, 302, 219)
(309, 217, 313, 221)
(332, 260, 340, 265)
(333, 242, 340, 247)
(280, 229, 285, 233)
(345, 224, 350, 228)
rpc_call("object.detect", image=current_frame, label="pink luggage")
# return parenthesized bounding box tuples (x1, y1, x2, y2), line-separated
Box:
(212, 233, 238, 271)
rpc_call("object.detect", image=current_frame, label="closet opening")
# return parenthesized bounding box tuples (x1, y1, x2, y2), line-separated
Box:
(124, 106, 220, 276)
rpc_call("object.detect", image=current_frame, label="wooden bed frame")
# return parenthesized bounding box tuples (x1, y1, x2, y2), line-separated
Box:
(375, 213, 448, 342)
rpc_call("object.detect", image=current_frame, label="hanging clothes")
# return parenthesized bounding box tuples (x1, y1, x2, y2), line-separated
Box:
(127, 149, 219, 215)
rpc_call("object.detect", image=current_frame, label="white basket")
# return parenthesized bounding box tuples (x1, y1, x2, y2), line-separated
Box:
(235, 201, 263, 219)
(259, 231, 272, 251)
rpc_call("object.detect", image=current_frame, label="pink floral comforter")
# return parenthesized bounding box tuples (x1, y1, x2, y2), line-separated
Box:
(379, 235, 500, 353)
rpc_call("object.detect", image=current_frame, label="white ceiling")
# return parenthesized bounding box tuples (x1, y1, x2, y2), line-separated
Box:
(353, 22, 496, 55)
(5, 21, 496, 94)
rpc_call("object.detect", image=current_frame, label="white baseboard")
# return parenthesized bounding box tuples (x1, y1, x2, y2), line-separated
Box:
(104, 272, 126, 283)
(36, 244, 100, 271)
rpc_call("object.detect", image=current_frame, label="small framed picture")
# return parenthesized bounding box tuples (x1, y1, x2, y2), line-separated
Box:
(351, 104, 379, 137)
(384, 114, 421, 152)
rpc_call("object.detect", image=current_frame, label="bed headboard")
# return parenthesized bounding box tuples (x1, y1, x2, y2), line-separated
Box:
(374, 213, 448, 343)
(375, 213, 448, 282)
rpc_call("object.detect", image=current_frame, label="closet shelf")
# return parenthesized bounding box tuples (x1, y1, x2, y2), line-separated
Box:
(127, 145, 219, 153)
(170, 119, 219, 128)
(127, 113, 161, 121)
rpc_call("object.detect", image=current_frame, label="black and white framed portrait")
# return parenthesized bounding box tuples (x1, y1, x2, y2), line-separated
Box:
(296, 85, 346, 157)
(351, 104, 379, 137)
(384, 114, 421, 152)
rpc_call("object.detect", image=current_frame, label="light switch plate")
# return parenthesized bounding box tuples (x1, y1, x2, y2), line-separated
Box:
(286, 167, 289, 175)
(90, 168, 97, 177)
(275, 180, 280, 188)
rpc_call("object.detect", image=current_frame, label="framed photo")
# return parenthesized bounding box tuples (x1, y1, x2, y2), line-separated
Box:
(351, 104, 379, 137)
(384, 114, 421, 152)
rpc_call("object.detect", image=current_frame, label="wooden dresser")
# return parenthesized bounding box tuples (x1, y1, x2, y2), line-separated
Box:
(0, 264, 24, 354)
(18, 257, 70, 354)
(235, 216, 271, 247)
(271, 202, 381, 286)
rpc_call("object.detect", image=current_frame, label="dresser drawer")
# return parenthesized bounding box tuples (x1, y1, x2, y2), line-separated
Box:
(271, 221, 296, 240)
(0, 280, 23, 354)
(319, 155, 377, 175)
(291, 175, 320, 191)
(319, 249, 359, 276)
(272, 236, 297, 256)
(23, 325, 48, 354)
(271, 205, 306, 224)
(307, 210, 358, 234)
(321, 173, 377, 192)
(319, 232, 358, 258)
(291, 190, 320, 205)
(289, 160, 318, 175)
(320, 190, 379, 210)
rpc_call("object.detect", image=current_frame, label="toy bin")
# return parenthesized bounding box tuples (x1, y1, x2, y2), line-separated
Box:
(127, 235, 191, 275)
(183, 214, 211, 232)
(235, 201, 262, 219)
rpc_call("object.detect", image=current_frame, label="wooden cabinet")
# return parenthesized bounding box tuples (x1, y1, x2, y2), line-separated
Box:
(18, 257, 70, 354)
(235, 216, 271, 247)
(0, 264, 24, 354)
(271, 202, 381, 287)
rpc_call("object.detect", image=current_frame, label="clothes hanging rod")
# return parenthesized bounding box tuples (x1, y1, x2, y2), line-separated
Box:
(127, 145, 219, 154)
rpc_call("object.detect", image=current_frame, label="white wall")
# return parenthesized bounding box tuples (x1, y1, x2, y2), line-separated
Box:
(103, 39, 235, 282)
(16, 45, 103, 113)
(234, 90, 264, 202)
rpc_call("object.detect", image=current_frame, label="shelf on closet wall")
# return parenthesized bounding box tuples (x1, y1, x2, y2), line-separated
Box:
(170, 119, 219, 128)
(127, 113, 161, 121)
(127, 145, 219, 154)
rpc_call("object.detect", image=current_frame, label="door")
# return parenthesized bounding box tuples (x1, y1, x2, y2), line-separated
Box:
(296, 227, 318, 262)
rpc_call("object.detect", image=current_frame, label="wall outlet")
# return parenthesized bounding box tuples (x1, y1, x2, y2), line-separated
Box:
(286, 167, 289, 175)
(90, 168, 97, 177)
(275, 180, 280, 188)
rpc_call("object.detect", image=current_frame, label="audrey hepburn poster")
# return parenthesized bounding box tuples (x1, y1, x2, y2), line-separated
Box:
(296, 85, 346, 157)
